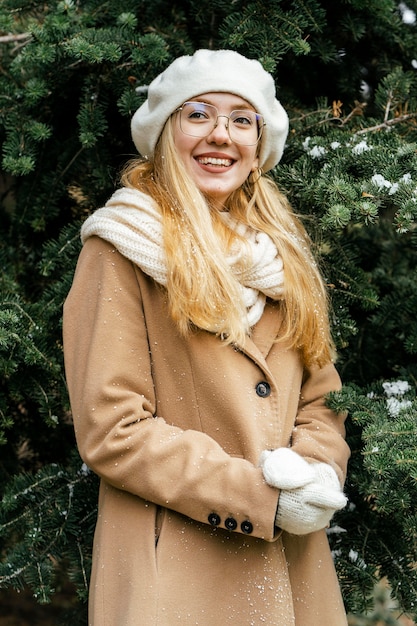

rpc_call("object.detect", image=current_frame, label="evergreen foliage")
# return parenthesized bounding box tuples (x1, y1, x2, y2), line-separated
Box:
(1, 0, 417, 621)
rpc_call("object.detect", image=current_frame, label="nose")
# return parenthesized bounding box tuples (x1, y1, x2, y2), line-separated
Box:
(206, 115, 232, 144)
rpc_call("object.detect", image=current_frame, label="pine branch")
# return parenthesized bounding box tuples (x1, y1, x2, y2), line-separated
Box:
(356, 112, 417, 135)
(0, 33, 31, 44)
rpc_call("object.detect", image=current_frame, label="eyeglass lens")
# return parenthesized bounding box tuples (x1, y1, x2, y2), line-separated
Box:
(179, 102, 263, 145)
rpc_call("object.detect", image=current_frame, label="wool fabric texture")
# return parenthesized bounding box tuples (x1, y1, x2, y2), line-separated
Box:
(131, 49, 289, 172)
(259, 447, 347, 535)
(275, 462, 348, 535)
(259, 447, 316, 490)
(80, 187, 285, 330)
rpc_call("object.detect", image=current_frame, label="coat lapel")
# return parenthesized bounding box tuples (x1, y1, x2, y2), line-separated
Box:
(239, 300, 284, 367)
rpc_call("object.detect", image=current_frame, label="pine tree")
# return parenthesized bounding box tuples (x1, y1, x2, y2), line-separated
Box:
(1, 0, 417, 622)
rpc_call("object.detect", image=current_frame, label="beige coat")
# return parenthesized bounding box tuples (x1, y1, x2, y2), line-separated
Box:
(63, 236, 351, 626)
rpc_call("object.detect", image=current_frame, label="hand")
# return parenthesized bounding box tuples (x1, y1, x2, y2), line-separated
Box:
(275, 462, 347, 535)
(259, 447, 315, 489)
(259, 447, 347, 535)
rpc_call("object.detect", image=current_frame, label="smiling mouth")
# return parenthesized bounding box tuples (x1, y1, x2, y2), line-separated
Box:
(197, 157, 234, 167)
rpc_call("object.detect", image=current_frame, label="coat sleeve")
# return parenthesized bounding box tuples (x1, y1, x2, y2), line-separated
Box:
(63, 236, 280, 541)
(290, 362, 351, 485)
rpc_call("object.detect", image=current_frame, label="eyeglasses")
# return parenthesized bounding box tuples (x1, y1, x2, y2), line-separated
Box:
(176, 101, 265, 146)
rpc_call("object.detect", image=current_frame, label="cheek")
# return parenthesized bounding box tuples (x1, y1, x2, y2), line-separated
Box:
(173, 135, 195, 169)
(238, 143, 259, 173)
(173, 122, 190, 157)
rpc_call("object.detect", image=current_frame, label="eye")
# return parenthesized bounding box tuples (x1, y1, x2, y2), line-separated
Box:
(188, 110, 209, 120)
(231, 110, 255, 126)
(183, 103, 213, 122)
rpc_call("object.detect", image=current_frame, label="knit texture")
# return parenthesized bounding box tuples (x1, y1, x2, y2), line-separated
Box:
(259, 447, 347, 535)
(259, 447, 315, 489)
(275, 462, 348, 535)
(81, 187, 285, 330)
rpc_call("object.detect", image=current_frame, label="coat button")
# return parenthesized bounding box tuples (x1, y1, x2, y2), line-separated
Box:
(225, 517, 238, 531)
(241, 520, 254, 534)
(208, 513, 221, 527)
(255, 381, 271, 397)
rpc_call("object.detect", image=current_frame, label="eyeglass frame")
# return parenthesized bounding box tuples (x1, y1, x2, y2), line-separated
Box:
(175, 101, 265, 146)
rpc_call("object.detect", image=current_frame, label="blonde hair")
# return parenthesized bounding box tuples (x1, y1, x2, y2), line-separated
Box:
(121, 117, 334, 367)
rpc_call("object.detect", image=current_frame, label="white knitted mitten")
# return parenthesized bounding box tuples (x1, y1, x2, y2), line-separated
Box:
(275, 462, 348, 535)
(259, 447, 315, 489)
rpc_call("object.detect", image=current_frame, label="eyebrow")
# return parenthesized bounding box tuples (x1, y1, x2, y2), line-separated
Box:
(192, 96, 255, 111)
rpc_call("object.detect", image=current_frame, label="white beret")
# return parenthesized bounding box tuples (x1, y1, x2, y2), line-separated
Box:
(131, 49, 289, 172)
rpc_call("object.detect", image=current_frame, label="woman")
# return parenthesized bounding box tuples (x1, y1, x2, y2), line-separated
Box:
(63, 49, 351, 625)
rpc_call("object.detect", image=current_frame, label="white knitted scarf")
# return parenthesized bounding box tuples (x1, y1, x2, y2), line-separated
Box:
(81, 187, 285, 329)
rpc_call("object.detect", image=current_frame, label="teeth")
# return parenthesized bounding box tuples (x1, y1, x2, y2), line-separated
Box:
(198, 157, 233, 167)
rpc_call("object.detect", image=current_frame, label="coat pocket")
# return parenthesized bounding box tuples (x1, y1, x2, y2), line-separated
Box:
(154, 505, 166, 547)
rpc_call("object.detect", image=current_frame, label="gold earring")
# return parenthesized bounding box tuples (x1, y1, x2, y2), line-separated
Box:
(249, 167, 263, 184)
